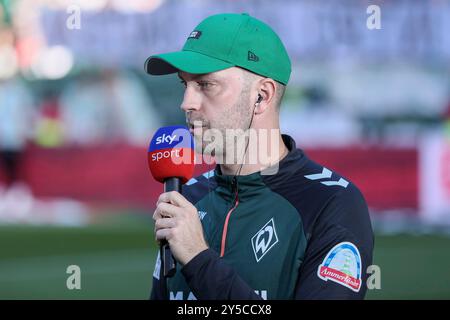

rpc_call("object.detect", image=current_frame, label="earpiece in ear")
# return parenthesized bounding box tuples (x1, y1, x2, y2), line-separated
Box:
(255, 94, 263, 105)
(253, 94, 263, 115)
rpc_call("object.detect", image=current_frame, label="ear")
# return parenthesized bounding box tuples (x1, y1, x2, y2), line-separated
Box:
(254, 78, 277, 115)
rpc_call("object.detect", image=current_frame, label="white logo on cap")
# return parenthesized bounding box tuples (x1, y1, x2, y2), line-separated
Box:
(188, 30, 202, 39)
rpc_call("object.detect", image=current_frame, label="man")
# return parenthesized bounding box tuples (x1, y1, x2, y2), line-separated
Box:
(145, 13, 373, 300)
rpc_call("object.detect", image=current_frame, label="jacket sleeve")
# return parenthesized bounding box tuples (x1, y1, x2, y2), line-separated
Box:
(150, 251, 167, 300)
(180, 249, 264, 300)
(294, 185, 374, 299)
(150, 248, 263, 300)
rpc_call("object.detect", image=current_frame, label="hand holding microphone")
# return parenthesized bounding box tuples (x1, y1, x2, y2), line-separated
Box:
(148, 126, 208, 277)
(154, 191, 209, 266)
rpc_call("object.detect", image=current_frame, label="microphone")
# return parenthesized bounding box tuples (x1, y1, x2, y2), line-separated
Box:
(148, 126, 195, 278)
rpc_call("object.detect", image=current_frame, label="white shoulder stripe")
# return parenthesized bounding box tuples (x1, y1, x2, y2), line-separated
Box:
(202, 169, 215, 179)
(304, 167, 348, 188)
(321, 178, 349, 188)
(185, 169, 215, 186)
(185, 178, 198, 186)
(304, 168, 332, 180)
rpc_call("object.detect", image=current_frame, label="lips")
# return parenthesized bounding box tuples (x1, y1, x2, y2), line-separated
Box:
(188, 121, 207, 129)
(188, 125, 207, 134)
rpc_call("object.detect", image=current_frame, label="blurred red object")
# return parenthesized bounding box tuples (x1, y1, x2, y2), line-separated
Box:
(0, 143, 418, 212)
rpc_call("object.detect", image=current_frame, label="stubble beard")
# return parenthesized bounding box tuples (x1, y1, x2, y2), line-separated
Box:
(188, 90, 252, 164)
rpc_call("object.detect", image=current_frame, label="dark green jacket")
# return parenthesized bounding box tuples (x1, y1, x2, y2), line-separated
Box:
(151, 135, 373, 300)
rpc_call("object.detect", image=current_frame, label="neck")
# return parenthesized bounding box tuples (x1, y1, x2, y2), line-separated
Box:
(219, 129, 288, 176)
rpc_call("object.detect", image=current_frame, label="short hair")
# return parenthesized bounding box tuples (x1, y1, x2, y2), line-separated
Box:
(241, 68, 286, 111)
(274, 81, 286, 110)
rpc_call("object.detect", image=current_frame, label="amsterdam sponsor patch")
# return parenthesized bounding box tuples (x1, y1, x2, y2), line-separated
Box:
(317, 242, 362, 292)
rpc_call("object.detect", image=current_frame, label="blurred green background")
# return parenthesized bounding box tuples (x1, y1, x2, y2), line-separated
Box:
(1, 216, 449, 299)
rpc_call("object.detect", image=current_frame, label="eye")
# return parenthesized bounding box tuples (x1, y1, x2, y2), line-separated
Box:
(197, 81, 212, 89)
(179, 80, 187, 88)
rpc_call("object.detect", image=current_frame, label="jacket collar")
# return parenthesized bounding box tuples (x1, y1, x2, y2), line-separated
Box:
(213, 135, 307, 201)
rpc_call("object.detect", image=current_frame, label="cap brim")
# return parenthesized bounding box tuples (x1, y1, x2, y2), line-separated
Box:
(145, 50, 234, 75)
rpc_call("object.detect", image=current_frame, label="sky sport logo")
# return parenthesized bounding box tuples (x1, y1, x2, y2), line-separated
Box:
(251, 218, 279, 262)
(151, 133, 182, 162)
(155, 133, 178, 145)
(151, 149, 182, 162)
(148, 127, 194, 166)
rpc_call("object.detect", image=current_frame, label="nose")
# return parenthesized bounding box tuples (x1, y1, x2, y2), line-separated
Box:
(180, 85, 201, 112)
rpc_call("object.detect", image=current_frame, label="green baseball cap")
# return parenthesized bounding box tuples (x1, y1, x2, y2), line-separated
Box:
(145, 13, 291, 85)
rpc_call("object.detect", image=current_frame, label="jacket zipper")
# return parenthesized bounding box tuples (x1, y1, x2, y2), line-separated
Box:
(219, 177, 239, 257)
